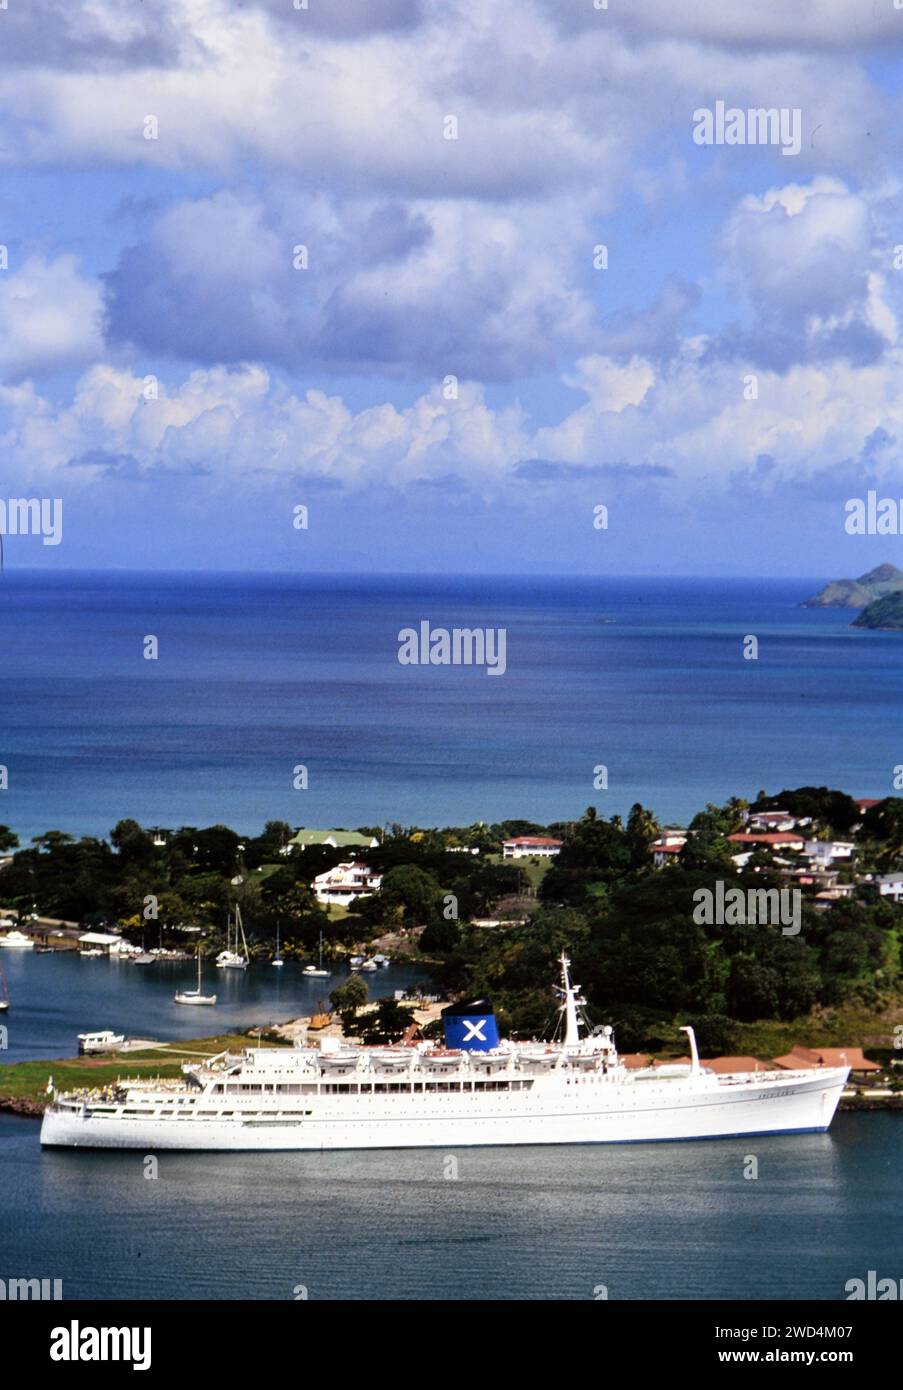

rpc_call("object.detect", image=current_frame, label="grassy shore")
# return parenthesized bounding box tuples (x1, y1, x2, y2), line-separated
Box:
(0, 1031, 291, 1111)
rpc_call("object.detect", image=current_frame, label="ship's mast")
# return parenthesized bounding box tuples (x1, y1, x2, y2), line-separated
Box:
(560, 953, 581, 1046)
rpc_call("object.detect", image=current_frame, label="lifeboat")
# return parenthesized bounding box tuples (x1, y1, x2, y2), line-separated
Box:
(518, 1047, 561, 1068)
(421, 1049, 463, 1070)
(369, 1050, 413, 1071)
(468, 1051, 511, 1072)
(318, 1052, 362, 1072)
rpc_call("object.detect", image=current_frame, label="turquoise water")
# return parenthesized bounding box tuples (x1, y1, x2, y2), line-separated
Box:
(0, 570, 899, 841)
(0, 1110, 898, 1300)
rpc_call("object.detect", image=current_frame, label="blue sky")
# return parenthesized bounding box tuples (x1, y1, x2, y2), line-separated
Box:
(3, 0, 903, 576)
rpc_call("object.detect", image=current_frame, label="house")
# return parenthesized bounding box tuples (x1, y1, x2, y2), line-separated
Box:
(747, 809, 797, 832)
(727, 832, 805, 851)
(288, 829, 379, 853)
(803, 839, 854, 868)
(501, 836, 562, 860)
(651, 838, 685, 867)
(312, 862, 382, 905)
(772, 1045, 881, 1077)
(876, 873, 903, 901)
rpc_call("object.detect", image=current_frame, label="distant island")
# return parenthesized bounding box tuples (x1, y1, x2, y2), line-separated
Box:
(801, 562, 903, 609)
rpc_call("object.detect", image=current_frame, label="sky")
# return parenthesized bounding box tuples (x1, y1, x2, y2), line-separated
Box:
(3, 0, 903, 576)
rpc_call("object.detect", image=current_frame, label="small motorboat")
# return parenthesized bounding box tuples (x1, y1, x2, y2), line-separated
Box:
(359, 958, 378, 973)
(78, 1030, 126, 1055)
(79, 948, 104, 958)
(0, 930, 34, 951)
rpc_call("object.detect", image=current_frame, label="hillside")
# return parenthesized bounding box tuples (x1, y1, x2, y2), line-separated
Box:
(802, 562, 903, 608)
(852, 591, 903, 630)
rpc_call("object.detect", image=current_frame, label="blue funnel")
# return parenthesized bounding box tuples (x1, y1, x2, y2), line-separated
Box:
(441, 998, 499, 1051)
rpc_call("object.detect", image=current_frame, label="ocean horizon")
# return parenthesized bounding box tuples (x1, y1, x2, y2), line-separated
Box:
(0, 569, 896, 842)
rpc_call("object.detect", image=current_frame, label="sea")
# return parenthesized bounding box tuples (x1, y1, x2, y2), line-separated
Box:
(1, 569, 900, 842)
(1, 570, 901, 1302)
(0, 1098, 898, 1300)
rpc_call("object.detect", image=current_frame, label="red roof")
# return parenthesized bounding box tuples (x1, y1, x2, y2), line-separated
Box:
(728, 832, 802, 845)
(773, 1045, 879, 1072)
(855, 798, 882, 811)
(503, 836, 562, 846)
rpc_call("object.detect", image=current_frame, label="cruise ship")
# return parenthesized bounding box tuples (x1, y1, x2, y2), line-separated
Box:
(40, 958, 849, 1151)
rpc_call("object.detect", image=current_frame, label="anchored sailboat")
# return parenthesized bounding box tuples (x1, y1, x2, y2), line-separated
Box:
(302, 930, 330, 978)
(0, 960, 9, 1011)
(272, 921, 284, 968)
(216, 905, 249, 970)
(174, 949, 217, 1006)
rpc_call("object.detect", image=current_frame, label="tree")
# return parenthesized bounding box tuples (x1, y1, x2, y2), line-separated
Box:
(360, 998, 416, 1044)
(379, 864, 443, 924)
(330, 976, 369, 1030)
(0, 827, 19, 853)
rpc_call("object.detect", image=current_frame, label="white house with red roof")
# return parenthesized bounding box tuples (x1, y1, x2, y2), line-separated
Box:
(501, 835, 562, 860)
(313, 862, 382, 905)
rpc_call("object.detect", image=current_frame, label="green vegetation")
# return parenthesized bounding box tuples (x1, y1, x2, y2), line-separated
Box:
(852, 591, 903, 630)
(3, 789, 903, 1058)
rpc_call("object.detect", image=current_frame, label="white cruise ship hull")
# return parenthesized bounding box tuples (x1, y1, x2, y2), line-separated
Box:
(40, 1068, 847, 1152)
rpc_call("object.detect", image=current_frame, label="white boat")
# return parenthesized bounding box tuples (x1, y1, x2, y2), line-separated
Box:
(77, 1030, 126, 1055)
(349, 956, 364, 969)
(359, 958, 378, 972)
(302, 930, 330, 978)
(174, 950, 217, 1007)
(79, 948, 104, 958)
(43, 957, 850, 1152)
(0, 930, 34, 951)
(0, 961, 9, 1012)
(216, 906, 249, 970)
(272, 922, 284, 968)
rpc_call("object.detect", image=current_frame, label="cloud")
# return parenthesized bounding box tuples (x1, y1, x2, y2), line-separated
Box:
(255, 0, 426, 38)
(539, 0, 903, 49)
(0, 0, 187, 71)
(711, 177, 895, 369)
(103, 187, 604, 378)
(0, 254, 105, 379)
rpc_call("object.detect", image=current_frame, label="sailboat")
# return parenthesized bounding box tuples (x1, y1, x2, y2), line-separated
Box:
(174, 949, 217, 1006)
(302, 930, 330, 978)
(272, 921, 284, 968)
(216, 905, 249, 970)
(0, 960, 9, 1012)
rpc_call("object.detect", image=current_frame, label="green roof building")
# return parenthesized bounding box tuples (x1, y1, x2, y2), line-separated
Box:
(287, 829, 378, 851)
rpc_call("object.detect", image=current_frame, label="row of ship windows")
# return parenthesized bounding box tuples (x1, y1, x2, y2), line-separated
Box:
(210, 1080, 536, 1094)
